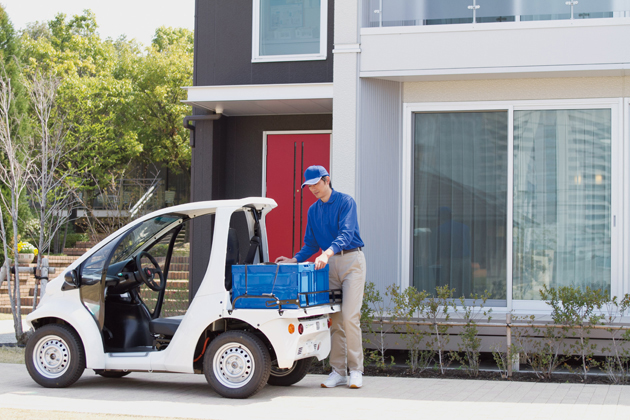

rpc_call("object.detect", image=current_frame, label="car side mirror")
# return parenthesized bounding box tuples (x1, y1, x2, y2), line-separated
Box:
(62, 270, 80, 291)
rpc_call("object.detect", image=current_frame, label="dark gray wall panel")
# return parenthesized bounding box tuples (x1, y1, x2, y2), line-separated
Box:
(357, 79, 402, 295)
(189, 118, 214, 299)
(194, 0, 215, 86)
(213, 0, 254, 85)
(194, 0, 334, 86)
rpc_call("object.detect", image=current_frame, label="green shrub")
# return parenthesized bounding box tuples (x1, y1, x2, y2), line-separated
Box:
(64, 233, 88, 249)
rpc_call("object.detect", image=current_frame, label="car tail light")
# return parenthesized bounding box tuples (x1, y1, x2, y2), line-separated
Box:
(327, 317, 332, 329)
(288, 324, 295, 334)
(298, 324, 304, 335)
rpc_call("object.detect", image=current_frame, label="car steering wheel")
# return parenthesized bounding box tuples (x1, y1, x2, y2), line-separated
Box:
(135, 251, 165, 292)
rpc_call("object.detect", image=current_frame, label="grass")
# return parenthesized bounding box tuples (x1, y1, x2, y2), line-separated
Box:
(0, 346, 25, 364)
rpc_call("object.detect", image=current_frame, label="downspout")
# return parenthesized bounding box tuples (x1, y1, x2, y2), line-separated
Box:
(183, 113, 223, 148)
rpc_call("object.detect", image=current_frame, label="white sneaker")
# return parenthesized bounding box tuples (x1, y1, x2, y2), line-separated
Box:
(349, 371, 363, 389)
(321, 371, 347, 388)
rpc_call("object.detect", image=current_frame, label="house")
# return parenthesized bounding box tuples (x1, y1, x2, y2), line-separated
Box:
(185, 0, 630, 319)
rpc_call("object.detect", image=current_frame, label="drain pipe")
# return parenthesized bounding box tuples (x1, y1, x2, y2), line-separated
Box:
(183, 112, 222, 147)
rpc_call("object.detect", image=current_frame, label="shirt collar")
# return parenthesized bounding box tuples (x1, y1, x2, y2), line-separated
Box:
(322, 189, 338, 205)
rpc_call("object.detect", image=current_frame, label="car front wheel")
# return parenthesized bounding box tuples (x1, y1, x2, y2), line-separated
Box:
(203, 331, 270, 399)
(25, 324, 86, 388)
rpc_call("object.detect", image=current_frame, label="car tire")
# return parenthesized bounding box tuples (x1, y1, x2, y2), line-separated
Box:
(203, 330, 270, 399)
(94, 370, 131, 378)
(25, 324, 86, 388)
(267, 357, 312, 386)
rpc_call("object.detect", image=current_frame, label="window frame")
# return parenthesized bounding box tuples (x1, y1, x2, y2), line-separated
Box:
(402, 98, 623, 313)
(252, 0, 328, 63)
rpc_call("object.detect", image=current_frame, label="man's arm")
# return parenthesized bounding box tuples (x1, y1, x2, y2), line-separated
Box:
(293, 219, 320, 262)
(328, 197, 358, 254)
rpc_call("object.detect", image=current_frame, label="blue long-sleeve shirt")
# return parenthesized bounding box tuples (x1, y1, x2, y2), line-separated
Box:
(294, 189, 365, 262)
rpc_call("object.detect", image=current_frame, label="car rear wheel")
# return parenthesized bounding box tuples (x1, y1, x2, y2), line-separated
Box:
(203, 331, 270, 399)
(25, 324, 85, 388)
(267, 357, 312, 386)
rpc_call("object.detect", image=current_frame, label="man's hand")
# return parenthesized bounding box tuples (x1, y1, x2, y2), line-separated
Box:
(314, 249, 334, 270)
(275, 256, 297, 264)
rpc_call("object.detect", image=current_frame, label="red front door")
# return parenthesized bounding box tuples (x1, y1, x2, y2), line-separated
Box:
(265, 133, 331, 262)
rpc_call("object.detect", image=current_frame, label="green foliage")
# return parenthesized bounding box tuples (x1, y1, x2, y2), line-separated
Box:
(490, 341, 518, 379)
(128, 27, 194, 175)
(511, 314, 567, 380)
(361, 281, 395, 370)
(451, 292, 492, 377)
(599, 294, 630, 384)
(64, 232, 88, 249)
(388, 284, 433, 373)
(424, 285, 455, 375)
(18, 11, 193, 195)
(541, 285, 606, 381)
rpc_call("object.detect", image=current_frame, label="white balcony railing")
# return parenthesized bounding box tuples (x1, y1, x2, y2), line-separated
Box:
(364, 0, 630, 28)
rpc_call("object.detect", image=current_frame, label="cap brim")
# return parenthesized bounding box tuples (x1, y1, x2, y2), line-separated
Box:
(301, 177, 321, 188)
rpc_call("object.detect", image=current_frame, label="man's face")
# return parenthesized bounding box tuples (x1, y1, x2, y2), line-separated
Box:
(308, 178, 328, 200)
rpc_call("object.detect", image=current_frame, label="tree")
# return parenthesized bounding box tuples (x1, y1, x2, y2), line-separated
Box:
(128, 27, 194, 176)
(26, 71, 81, 307)
(0, 69, 34, 344)
(21, 11, 143, 195)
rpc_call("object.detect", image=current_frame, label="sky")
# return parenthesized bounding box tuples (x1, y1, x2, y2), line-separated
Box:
(2, 0, 195, 46)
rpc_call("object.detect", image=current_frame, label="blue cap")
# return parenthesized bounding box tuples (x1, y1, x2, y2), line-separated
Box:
(301, 165, 330, 188)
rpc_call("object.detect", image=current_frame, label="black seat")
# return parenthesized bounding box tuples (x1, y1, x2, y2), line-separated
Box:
(225, 228, 240, 291)
(149, 317, 182, 336)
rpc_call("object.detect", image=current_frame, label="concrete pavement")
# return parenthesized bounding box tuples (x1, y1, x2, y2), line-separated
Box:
(0, 319, 28, 345)
(1, 363, 630, 420)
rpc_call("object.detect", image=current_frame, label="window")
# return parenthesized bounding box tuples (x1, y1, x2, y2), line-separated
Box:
(412, 112, 508, 301)
(405, 100, 621, 309)
(513, 109, 612, 299)
(252, 0, 327, 63)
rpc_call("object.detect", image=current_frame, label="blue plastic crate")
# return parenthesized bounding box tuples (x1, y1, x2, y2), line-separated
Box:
(231, 263, 330, 309)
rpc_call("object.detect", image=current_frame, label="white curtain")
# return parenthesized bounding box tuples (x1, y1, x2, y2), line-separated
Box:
(413, 112, 508, 299)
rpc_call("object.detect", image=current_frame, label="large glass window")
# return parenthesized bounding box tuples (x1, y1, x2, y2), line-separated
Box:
(253, 0, 327, 62)
(413, 112, 508, 300)
(513, 109, 612, 300)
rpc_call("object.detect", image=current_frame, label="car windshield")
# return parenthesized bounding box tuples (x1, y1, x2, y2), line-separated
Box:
(109, 215, 183, 265)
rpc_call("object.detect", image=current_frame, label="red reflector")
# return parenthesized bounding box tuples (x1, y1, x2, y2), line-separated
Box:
(298, 324, 304, 335)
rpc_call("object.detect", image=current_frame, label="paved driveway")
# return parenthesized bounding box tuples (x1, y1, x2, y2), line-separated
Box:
(1, 363, 630, 420)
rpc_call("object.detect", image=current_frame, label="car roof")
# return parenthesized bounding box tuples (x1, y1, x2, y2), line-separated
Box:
(144, 197, 277, 219)
(69, 197, 277, 267)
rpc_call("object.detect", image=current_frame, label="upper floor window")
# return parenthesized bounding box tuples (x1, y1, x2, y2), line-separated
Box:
(252, 0, 328, 63)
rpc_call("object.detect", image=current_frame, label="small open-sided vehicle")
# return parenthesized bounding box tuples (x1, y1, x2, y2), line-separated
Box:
(24, 198, 340, 398)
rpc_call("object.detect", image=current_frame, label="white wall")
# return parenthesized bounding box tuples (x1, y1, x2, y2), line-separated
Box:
(404, 76, 630, 103)
(360, 19, 630, 80)
(331, 0, 361, 197)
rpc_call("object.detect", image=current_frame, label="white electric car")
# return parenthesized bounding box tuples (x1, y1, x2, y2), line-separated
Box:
(25, 198, 340, 399)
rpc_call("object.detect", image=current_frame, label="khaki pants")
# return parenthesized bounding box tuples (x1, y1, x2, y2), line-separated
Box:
(328, 250, 366, 375)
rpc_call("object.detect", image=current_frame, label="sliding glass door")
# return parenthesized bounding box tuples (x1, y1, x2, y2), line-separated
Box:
(410, 102, 620, 305)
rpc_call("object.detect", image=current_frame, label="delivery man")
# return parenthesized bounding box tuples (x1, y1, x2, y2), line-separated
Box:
(275, 165, 366, 389)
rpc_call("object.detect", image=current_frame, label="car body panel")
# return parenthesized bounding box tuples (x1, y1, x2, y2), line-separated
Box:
(26, 197, 338, 377)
